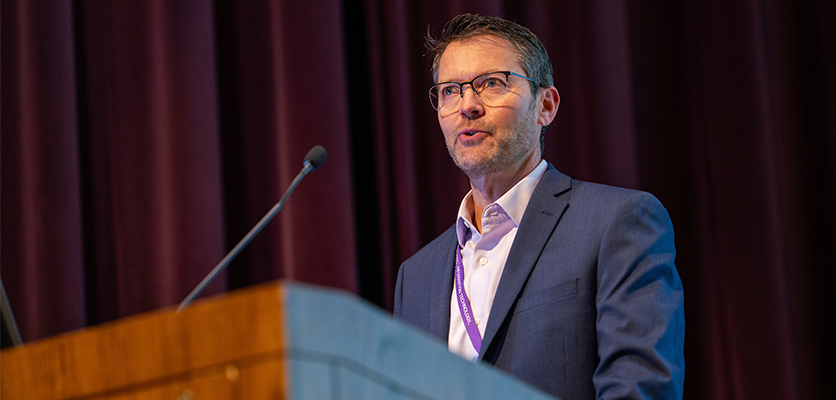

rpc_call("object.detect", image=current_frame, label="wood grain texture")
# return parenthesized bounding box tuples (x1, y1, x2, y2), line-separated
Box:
(0, 282, 288, 399)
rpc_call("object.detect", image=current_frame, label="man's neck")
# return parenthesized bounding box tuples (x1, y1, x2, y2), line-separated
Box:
(467, 158, 541, 233)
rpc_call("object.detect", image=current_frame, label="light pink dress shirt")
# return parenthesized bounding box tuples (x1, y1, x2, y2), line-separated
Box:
(448, 160, 548, 362)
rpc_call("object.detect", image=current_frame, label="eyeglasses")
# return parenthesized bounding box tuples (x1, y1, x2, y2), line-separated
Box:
(428, 71, 534, 112)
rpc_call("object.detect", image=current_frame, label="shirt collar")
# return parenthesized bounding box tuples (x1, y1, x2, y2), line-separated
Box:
(455, 160, 548, 246)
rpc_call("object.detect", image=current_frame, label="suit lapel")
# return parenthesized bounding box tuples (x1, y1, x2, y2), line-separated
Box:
(479, 165, 572, 360)
(428, 226, 457, 341)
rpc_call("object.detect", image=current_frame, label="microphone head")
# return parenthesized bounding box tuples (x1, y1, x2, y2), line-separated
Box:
(303, 145, 327, 171)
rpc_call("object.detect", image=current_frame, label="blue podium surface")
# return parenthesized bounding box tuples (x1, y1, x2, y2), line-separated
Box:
(283, 282, 557, 400)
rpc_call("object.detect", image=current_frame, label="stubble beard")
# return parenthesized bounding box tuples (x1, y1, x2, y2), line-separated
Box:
(445, 107, 539, 179)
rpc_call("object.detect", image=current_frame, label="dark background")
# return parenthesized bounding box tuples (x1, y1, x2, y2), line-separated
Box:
(2, 1, 834, 399)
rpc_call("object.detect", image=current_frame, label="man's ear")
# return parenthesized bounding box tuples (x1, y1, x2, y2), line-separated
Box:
(536, 86, 560, 127)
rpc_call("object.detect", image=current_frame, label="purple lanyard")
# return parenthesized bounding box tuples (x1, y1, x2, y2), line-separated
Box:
(455, 245, 482, 353)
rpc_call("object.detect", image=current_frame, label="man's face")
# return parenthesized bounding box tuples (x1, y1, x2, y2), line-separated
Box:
(436, 36, 542, 178)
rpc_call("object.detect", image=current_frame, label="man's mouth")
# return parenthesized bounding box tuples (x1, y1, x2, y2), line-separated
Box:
(459, 129, 483, 137)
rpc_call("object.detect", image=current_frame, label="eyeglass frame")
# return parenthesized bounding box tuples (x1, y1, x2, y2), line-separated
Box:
(428, 70, 535, 112)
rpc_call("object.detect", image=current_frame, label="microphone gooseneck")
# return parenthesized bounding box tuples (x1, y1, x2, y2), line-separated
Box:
(176, 145, 327, 313)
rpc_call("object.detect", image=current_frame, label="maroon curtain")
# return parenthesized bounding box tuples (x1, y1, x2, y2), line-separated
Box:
(2, 1, 834, 399)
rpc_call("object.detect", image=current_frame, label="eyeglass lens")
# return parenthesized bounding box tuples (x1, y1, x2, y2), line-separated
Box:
(430, 72, 515, 111)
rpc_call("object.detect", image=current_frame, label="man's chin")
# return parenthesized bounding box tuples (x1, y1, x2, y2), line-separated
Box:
(452, 155, 500, 177)
(448, 144, 502, 173)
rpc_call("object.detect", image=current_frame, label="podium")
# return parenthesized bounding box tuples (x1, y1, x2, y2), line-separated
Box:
(1, 281, 555, 399)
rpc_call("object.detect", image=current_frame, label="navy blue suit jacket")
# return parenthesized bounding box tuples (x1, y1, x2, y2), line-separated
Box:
(394, 164, 684, 399)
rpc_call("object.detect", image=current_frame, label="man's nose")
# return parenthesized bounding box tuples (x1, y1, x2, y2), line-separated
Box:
(458, 86, 484, 119)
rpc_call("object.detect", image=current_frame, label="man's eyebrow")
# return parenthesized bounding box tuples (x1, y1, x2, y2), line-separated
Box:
(437, 71, 495, 84)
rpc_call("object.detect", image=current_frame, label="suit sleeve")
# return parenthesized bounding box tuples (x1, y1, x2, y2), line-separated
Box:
(593, 191, 685, 399)
(393, 262, 405, 319)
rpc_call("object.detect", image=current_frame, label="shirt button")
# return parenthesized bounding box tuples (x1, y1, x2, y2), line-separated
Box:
(479, 257, 488, 265)
(475, 317, 481, 325)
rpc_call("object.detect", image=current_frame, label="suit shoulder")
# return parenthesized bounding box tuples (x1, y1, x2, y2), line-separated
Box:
(568, 179, 666, 211)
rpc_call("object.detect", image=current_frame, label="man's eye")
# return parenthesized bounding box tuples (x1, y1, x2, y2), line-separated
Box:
(441, 85, 460, 97)
(481, 77, 505, 89)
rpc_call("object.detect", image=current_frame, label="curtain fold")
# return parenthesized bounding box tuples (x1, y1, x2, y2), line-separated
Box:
(214, 0, 358, 292)
(1, 0, 86, 339)
(74, 0, 227, 321)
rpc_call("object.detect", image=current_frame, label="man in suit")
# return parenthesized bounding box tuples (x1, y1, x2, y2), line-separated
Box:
(394, 14, 684, 399)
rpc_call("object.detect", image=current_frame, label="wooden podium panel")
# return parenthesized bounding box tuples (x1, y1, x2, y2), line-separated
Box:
(1, 282, 287, 399)
(1, 281, 556, 400)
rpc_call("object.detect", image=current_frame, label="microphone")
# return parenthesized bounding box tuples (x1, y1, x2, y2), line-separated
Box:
(176, 145, 327, 312)
(304, 145, 327, 171)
